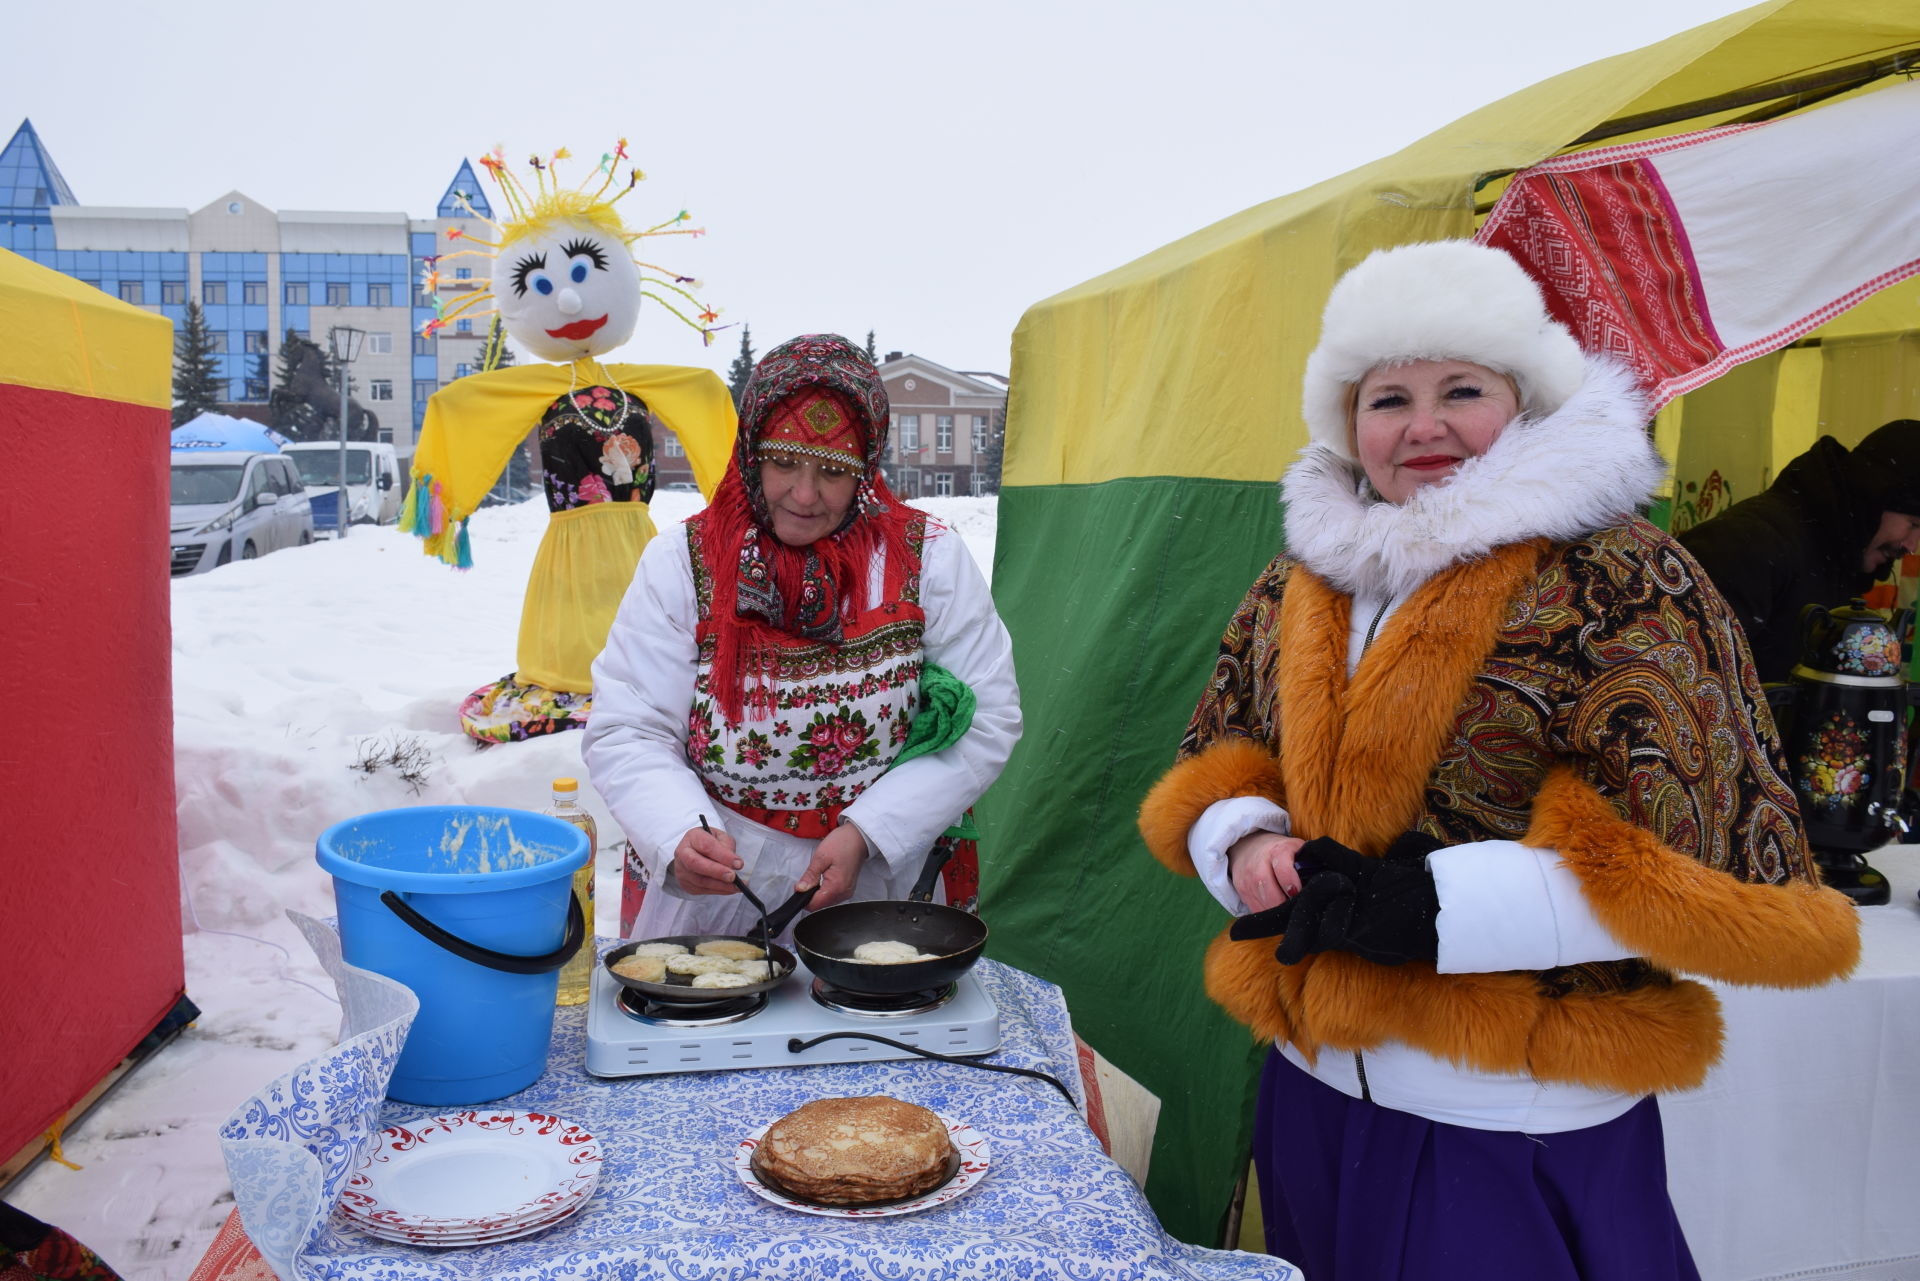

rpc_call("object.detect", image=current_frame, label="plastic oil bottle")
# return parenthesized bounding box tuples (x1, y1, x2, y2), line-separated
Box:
(548, 777, 598, 1006)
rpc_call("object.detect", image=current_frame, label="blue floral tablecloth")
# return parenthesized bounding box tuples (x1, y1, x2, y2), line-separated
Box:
(221, 917, 1294, 1281)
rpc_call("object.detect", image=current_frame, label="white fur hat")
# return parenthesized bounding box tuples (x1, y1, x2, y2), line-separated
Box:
(1300, 240, 1587, 458)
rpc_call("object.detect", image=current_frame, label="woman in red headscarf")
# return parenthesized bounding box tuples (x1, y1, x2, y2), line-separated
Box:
(584, 334, 1021, 940)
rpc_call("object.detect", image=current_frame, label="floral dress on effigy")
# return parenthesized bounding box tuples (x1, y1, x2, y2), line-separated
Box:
(460, 385, 663, 743)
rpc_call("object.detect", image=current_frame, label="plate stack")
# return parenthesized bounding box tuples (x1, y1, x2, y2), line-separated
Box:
(334, 1111, 602, 1247)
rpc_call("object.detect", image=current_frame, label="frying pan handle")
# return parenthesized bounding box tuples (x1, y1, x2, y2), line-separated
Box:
(760, 884, 819, 937)
(909, 843, 953, 903)
(379, 889, 586, 975)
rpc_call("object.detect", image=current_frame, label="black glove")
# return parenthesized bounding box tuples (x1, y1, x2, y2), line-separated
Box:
(1229, 830, 1444, 967)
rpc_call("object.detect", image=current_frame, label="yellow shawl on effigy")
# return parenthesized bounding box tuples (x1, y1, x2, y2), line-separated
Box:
(401, 359, 736, 565)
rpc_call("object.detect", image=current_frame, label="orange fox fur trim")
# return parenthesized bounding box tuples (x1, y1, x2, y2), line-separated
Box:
(1180, 546, 1787, 1094)
(1278, 543, 1541, 850)
(1138, 739, 1284, 876)
(1525, 768, 1861, 988)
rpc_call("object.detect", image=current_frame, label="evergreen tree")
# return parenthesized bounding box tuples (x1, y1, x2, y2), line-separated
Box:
(726, 325, 756, 408)
(978, 404, 1007, 495)
(864, 330, 879, 365)
(171, 301, 223, 426)
(482, 316, 518, 372)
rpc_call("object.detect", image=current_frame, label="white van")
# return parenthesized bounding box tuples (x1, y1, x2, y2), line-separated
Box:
(169, 451, 315, 575)
(284, 442, 404, 528)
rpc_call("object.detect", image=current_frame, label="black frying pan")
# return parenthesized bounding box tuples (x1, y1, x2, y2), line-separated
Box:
(603, 884, 815, 1005)
(793, 845, 988, 995)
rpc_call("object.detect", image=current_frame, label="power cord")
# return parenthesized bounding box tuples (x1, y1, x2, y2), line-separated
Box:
(786, 1031, 1076, 1107)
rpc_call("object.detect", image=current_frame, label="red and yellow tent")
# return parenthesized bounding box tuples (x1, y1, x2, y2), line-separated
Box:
(0, 247, 184, 1168)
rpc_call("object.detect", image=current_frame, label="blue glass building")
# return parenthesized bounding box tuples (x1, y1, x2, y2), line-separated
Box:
(1, 120, 492, 448)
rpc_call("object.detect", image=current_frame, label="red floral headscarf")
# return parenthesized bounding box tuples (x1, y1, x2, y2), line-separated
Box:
(688, 334, 918, 722)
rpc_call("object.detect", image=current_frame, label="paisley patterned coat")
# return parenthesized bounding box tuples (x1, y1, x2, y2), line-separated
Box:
(1140, 359, 1860, 1097)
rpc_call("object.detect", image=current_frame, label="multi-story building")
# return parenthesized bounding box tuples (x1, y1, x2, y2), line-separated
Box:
(876, 352, 1007, 497)
(1, 118, 497, 455)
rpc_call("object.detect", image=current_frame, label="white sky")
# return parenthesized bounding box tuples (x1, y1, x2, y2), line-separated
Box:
(6, 0, 1762, 380)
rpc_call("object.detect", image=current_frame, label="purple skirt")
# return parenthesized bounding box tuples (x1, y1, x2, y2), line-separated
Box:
(1253, 1049, 1699, 1281)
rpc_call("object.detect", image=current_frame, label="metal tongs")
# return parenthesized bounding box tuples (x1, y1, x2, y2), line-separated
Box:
(701, 815, 815, 949)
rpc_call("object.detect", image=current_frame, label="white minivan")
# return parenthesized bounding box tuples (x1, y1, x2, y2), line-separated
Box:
(284, 441, 404, 528)
(169, 451, 315, 576)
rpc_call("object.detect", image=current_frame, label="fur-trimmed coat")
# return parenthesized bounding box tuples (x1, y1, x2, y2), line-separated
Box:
(1140, 359, 1859, 1100)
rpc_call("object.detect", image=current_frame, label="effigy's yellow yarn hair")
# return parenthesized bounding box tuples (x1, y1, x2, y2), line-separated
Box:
(419, 140, 725, 345)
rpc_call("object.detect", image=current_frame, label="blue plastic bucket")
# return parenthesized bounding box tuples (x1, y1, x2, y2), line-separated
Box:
(316, 806, 589, 1105)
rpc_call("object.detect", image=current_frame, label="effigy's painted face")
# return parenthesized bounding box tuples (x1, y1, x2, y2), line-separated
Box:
(493, 218, 640, 363)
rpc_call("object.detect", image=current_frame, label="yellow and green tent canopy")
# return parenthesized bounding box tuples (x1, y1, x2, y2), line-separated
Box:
(975, 0, 1920, 1245)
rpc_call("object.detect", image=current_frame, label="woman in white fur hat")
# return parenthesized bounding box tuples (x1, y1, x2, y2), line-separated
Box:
(1139, 241, 1858, 1280)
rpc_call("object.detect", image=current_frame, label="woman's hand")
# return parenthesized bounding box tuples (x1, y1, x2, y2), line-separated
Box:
(670, 825, 741, 895)
(796, 824, 869, 909)
(1229, 831, 1307, 913)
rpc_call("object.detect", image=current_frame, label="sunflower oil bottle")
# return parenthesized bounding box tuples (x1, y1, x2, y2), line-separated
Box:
(547, 778, 598, 1006)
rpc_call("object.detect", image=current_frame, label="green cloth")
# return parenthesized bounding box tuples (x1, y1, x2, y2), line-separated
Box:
(896, 663, 980, 840)
(976, 477, 1283, 1245)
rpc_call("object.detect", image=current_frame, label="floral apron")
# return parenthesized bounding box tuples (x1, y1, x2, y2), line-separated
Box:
(619, 515, 979, 933)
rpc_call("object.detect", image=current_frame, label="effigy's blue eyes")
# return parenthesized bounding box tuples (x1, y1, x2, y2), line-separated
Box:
(534, 276, 554, 296)
(571, 262, 589, 283)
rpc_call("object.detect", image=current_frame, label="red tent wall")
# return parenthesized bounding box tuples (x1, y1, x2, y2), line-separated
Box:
(0, 251, 181, 1164)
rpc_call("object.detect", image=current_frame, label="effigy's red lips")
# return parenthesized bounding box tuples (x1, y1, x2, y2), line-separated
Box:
(547, 314, 609, 341)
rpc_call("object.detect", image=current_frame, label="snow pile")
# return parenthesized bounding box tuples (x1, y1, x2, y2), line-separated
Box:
(6, 492, 999, 1278)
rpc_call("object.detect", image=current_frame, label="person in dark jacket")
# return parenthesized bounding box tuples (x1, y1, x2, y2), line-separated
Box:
(1678, 419, 1920, 682)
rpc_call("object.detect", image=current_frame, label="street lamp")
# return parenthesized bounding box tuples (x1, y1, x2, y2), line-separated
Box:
(328, 326, 365, 539)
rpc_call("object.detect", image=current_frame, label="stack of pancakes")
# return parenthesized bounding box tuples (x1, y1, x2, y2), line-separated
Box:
(751, 1096, 956, 1205)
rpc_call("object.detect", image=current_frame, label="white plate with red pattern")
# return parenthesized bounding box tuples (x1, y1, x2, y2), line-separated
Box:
(336, 1111, 602, 1234)
(734, 1113, 990, 1218)
(338, 1194, 588, 1248)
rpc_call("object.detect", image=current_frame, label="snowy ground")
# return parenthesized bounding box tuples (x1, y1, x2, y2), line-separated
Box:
(4, 491, 1000, 1279)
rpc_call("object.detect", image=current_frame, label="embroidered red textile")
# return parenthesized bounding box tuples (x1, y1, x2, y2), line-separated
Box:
(689, 335, 918, 723)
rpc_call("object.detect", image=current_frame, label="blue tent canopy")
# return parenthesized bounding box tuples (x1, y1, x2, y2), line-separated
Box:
(170, 413, 290, 455)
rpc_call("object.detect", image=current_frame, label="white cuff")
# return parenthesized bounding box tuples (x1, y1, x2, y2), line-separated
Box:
(1188, 796, 1290, 916)
(1430, 841, 1637, 973)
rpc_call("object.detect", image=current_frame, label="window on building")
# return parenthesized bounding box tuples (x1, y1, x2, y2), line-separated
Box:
(972, 415, 990, 452)
(326, 282, 350, 306)
(970, 471, 987, 496)
(935, 472, 954, 497)
(284, 281, 309, 305)
(118, 281, 143, 304)
(208, 332, 228, 353)
(243, 281, 267, 305)
(203, 280, 227, 305)
(243, 378, 267, 401)
(455, 267, 472, 280)
(936, 415, 954, 452)
(369, 379, 394, 401)
(414, 380, 436, 403)
(244, 331, 268, 354)
(367, 332, 393, 355)
(291, 329, 309, 343)
(162, 280, 186, 305)
(899, 414, 920, 450)
(662, 434, 683, 457)
(455, 318, 471, 333)
(368, 283, 392, 307)
(413, 333, 435, 355)
(454, 363, 473, 378)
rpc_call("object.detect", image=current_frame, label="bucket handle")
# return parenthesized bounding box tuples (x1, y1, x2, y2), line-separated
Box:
(379, 889, 587, 975)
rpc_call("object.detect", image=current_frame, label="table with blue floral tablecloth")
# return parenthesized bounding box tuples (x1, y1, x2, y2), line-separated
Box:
(214, 915, 1296, 1281)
